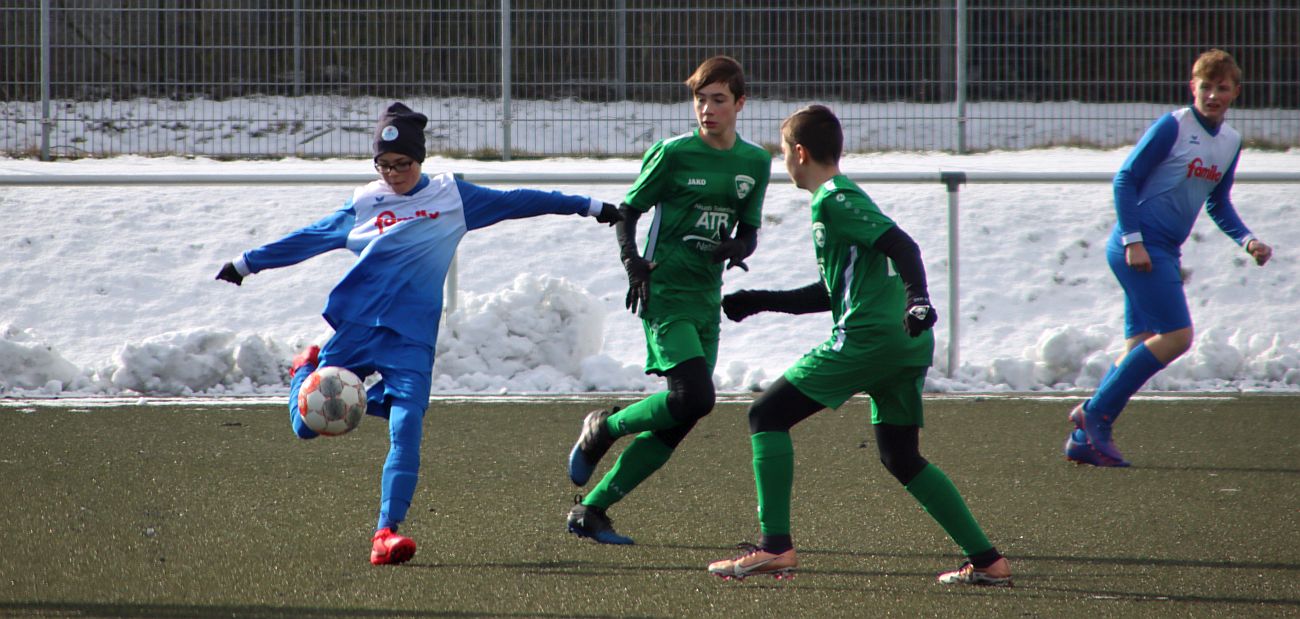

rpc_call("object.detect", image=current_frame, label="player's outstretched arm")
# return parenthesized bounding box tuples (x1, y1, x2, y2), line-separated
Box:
(616, 205, 654, 315)
(722, 282, 829, 322)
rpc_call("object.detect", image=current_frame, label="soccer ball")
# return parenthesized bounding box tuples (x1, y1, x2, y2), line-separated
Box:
(298, 366, 366, 436)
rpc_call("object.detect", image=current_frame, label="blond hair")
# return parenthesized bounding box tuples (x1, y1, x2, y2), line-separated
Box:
(1192, 49, 1241, 85)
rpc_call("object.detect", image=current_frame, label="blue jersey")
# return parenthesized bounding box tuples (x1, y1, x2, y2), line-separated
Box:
(236, 172, 601, 346)
(1111, 107, 1254, 255)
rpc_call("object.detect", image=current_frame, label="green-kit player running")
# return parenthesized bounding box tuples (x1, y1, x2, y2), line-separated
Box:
(565, 56, 771, 544)
(706, 105, 1012, 586)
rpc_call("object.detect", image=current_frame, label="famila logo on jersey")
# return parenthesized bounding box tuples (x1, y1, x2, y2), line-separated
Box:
(375, 209, 439, 233)
(1186, 157, 1223, 182)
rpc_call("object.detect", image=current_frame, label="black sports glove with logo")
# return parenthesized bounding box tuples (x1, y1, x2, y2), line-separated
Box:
(215, 262, 244, 286)
(904, 296, 937, 337)
(711, 224, 750, 272)
(623, 255, 654, 315)
(595, 202, 623, 226)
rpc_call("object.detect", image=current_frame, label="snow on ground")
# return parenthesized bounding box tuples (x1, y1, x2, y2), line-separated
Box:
(1, 103, 1298, 398)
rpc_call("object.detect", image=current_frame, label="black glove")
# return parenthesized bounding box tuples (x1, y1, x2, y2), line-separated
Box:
(711, 224, 749, 271)
(215, 262, 244, 286)
(904, 296, 937, 337)
(623, 255, 654, 315)
(721, 290, 766, 322)
(595, 202, 623, 226)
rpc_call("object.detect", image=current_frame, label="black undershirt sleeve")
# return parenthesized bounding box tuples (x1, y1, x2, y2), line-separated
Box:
(750, 281, 831, 315)
(872, 225, 930, 300)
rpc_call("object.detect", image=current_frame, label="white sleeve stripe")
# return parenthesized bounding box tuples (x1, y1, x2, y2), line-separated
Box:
(233, 256, 252, 276)
(586, 197, 602, 217)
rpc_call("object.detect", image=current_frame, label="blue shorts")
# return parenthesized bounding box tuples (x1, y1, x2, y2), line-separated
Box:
(1107, 239, 1191, 338)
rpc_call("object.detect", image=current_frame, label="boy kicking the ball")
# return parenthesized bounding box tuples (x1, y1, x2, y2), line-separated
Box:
(216, 102, 621, 565)
(706, 105, 1011, 585)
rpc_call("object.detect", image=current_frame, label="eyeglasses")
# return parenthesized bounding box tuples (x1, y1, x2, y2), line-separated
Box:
(374, 160, 415, 174)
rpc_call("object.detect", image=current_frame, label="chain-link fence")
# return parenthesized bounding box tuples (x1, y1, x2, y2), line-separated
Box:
(3, 1, 1297, 159)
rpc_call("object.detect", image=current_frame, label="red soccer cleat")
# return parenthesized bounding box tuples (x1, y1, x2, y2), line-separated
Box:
(289, 345, 320, 380)
(370, 528, 416, 566)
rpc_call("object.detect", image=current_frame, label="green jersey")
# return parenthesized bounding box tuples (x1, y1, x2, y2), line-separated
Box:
(624, 130, 770, 318)
(809, 175, 933, 365)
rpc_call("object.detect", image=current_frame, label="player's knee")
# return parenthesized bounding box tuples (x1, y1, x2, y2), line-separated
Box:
(666, 370, 715, 423)
(653, 422, 695, 450)
(878, 449, 928, 485)
(1170, 328, 1193, 356)
(748, 400, 788, 434)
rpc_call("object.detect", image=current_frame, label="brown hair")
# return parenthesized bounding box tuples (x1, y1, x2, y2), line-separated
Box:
(685, 55, 746, 99)
(781, 105, 842, 165)
(1192, 49, 1241, 85)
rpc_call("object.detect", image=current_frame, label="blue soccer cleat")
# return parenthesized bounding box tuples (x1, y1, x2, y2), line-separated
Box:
(566, 498, 634, 545)
(1063, 429, 1095, 463)
(568, 407, 618, 486)
(1067, 403, 1130, 467)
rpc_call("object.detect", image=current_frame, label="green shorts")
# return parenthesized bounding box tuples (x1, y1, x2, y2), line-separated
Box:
(642, 317, 718, 375)
(784, 346, 928, 426)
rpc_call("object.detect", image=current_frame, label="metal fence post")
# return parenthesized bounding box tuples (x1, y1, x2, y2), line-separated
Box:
(954, 0, 967, 154)
(940, 171, 966, 377)
(500, 0, 512, 161)
(616, 0, 627, 101)
(39, 0, 51, 161)
(293, 0, 302, 97)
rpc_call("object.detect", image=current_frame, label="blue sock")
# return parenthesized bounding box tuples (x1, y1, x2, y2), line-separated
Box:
(1088, 343, 1166, 422)
(288, 363, 319, 439)
(1073, 363, 1119, 442)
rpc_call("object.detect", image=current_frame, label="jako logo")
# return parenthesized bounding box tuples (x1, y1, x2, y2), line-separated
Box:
(1186, 158, 1222, 182)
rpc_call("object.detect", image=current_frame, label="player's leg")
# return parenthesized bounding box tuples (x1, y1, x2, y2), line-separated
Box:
(569, 322, 716, 544)
(289, 325, 372, 439)
(580, 358, 714, 507)
(1072, 245, 1186, 465)
(567, 320, 710, 486)
(1066, 352, 1124, 451)
(868, 368, 1011, 586)
(368, 331, 433, 565)
(287, 349, 320, 439)
(708, 377, 821, 579)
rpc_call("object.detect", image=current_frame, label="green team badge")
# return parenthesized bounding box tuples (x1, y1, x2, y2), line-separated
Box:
(734, 175, 755, 199)
(812, 222, 827, 248)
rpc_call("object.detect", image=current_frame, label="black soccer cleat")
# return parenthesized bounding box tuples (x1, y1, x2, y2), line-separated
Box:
(566, 497, 634, 545)
(567, 407, 618, 486)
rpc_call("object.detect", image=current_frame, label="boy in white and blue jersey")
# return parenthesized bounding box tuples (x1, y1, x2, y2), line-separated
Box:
(1065, 50, 1273, 467)
(216, 102, 621, 564)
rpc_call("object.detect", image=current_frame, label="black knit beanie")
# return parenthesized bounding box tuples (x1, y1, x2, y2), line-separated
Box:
(373, 102, 428, 163)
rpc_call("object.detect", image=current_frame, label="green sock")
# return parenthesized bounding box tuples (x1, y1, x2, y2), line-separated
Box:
(752, 431, 795, 536)
(584, 432, 674, 509)
(904, 463, 994, 557)
(605, 392, 676, 437)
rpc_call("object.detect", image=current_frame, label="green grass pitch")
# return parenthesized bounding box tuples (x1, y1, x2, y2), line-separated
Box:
(0, 394, 1296, 618)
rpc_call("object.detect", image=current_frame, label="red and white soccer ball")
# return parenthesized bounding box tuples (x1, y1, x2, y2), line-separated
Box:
(298, 366, 366, 436)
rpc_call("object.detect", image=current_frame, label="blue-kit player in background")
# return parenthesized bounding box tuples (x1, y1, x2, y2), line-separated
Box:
(216, 102, 622, 564)
(1064, 49, 1274, 468)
